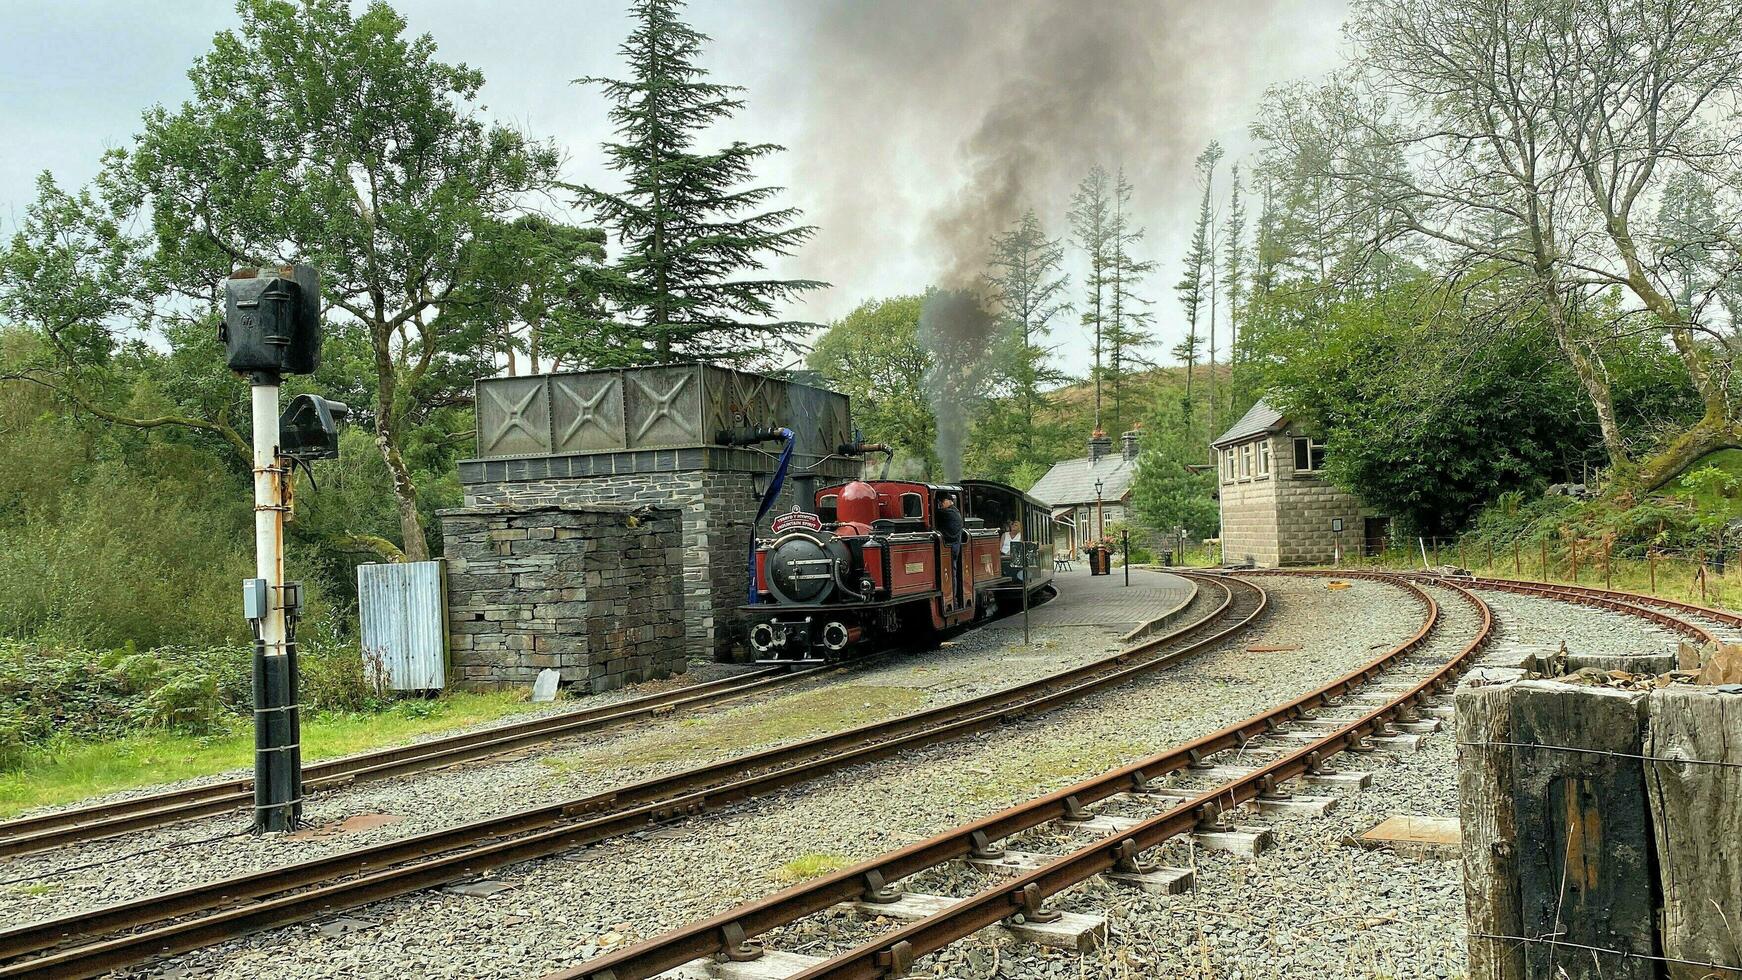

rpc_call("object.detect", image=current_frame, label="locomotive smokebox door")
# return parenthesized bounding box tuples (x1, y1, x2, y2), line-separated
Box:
(766, 531, 849, 604)
(220, 264, 322, 376)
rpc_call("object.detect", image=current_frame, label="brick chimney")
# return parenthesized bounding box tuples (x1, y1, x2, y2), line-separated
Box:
(1121, 429, 1140, 461)
(1088, 429, 1112, 461)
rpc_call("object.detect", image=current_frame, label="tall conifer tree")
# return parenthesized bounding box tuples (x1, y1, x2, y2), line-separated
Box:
(1068, 167, 1114, 432)
(579, 0, 822, 362)
(1106, 168, 1155, 436)
(984, 208, 1071, 465)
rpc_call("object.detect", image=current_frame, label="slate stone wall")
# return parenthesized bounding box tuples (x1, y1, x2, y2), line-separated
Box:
(439, 503, 684, 691)
(459, 448, 860, 662)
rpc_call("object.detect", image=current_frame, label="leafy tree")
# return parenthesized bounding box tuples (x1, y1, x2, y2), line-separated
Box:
(807, 296, 938, 477)
(578, 0, 822, 363)
(982, 209, 1070, 467)
(445, 216, 618, 375)
(110, 0, 560, 561)
(1129, 397, 1218, 538)
(1068, 166, 1114, 430)
(1246, 280, 1649, 534)
(1105, 168, 1155, 437)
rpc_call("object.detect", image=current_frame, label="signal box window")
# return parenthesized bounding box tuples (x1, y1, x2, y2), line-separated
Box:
(1257, 441, 1272, 477)
(1293, 437, 1326, 473)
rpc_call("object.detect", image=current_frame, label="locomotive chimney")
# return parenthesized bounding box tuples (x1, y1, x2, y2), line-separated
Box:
(1121, 429, 1140, 461)
(1088, 429, 1112, 461)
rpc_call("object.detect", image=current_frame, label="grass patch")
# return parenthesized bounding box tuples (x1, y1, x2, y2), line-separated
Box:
(773, 852, 853, 883)
(7, 883, 59, 896)
(0, 691, 531, 818)
(958, 737, 1152, 804)
(545, 684, 929, 772)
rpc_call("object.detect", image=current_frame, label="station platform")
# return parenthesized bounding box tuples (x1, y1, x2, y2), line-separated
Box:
(984, 567, 1197, 633)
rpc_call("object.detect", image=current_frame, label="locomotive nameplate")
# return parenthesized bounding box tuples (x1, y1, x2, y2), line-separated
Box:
(904, 562, 925, 573)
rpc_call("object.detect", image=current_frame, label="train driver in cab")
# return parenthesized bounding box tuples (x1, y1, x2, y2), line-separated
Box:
(936, 492, 966, 605)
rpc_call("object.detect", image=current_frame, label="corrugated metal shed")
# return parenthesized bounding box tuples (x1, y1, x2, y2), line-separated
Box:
(357, 559, 449, 691)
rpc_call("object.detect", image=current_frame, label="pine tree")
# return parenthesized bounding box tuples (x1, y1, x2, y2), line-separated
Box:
(1106, 168, 1155, 436)
(1221, 165, 1248, 374)
(1194, 142, 1225, 439)
(1068, 166, 1114, 432)
(1253, 177, 1282, 297)
(1174, 164, 1213, 418)
(984, 209, 1071, 465)
(579, 0, 823, 362)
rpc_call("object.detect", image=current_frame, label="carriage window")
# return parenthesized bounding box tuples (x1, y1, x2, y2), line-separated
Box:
(901, 492, 924, 518)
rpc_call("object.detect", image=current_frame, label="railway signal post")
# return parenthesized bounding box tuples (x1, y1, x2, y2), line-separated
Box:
(221, 264, 328, 833)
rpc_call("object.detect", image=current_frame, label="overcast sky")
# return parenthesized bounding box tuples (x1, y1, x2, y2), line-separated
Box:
(0, 0, 1349, 378)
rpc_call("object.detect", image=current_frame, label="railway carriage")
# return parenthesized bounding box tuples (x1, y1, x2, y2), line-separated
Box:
(742, 477, 1055, 663)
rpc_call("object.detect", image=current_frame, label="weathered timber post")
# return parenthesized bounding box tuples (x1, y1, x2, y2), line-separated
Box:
(1646, 688, 1742, 979)
(1514, 537, 1521, 576)
(1487, 539, 1494, 572)
(1604, 542, 1612, 590)
(1649, 552, 1656, 594)
(1457, 668, 1531, 980)
(1510, 682, 1655, 979)
(1540, 539, 1548, 582)
(1570, 540, 1579, 582)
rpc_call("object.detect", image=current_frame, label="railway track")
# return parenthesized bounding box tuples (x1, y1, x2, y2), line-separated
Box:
(1387, 570, 1726, 646)
(0, 572, 1266, 979)
(1454, 573, 1742, 642)
(547, 571, 1477, 980)
(0, 665, 809, 859)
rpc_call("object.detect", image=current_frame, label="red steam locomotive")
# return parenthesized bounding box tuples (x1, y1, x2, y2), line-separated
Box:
(743, 478, 1056, 663)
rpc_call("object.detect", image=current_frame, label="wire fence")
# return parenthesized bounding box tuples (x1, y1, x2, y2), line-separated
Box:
(1324, 533, 1742, 611)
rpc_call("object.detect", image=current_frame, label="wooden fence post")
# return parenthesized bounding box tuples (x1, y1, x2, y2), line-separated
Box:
(1514, 538, 1521, 576)
(1647, 688, 1742, 979)
(1648, 552, 1656, 594)
(1488, 540, 1495, 571)
(1571, 540, 1579, 582)
(1541, 539, 1548, 582)
(1509, 682, 1655, 980)
(1605, 543, 1612, 590)
(1457, 671, 1529, 980)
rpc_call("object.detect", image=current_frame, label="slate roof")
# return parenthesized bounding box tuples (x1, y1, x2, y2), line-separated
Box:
(1211, 398, 1287, 449)
(1028, 452, 1137, 507)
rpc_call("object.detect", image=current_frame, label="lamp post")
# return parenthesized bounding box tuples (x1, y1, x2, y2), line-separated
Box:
(1094, 478, 1105, 543)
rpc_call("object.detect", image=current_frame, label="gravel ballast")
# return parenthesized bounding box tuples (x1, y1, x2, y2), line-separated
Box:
(0, 577, 1202, 923)
(131, 574, 1436, 980)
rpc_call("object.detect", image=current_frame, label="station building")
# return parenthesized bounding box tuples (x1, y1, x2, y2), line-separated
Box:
(1029, 429, 1141, 556)
(1211, 399, 1388, 567)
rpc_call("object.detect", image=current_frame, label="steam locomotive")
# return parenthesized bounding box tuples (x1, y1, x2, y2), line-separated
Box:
(743, 478, 1056, 663)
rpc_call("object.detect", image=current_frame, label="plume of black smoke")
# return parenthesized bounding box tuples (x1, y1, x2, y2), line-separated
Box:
(917, 289, 1001, 481)
(785, 0, 1306, 475)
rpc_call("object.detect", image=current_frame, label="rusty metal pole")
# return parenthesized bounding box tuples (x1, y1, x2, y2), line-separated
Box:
(1122, 528, 1130, 587)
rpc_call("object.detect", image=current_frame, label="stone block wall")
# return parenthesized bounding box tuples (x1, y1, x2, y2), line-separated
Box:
(459, 447, 860, 661)
(1217, 428, 1376, 567)
(1217, 465, 1282, 566)
(440, 503, 684, 691)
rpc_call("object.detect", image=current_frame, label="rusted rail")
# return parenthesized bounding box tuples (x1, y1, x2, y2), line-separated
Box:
(547, 572, 1468, 980)
(0, 664, 803, 858)
(0, 573, 1264, 979)
(1394, 572, 1721, 646)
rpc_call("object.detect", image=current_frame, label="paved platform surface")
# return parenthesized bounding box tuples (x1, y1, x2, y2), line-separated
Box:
(984, 567, 1196, 631)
